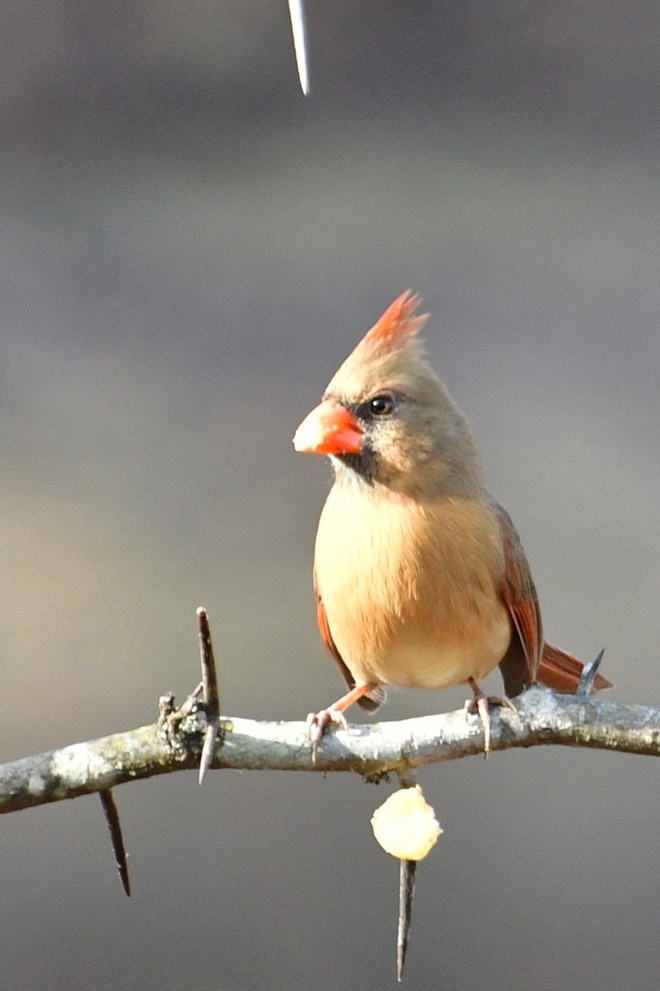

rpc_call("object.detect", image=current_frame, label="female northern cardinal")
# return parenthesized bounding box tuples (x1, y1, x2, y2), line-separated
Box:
(294, 291, 610, 748)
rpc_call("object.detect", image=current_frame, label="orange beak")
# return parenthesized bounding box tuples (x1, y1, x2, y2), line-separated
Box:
(293, 397, 364, 455)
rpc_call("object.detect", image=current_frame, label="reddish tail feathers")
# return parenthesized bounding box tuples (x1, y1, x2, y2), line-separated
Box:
(538, 642, 612, 693)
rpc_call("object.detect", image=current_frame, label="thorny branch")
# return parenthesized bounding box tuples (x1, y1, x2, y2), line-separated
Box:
(1, 688, 659, 815)
(0, 613, 653, 981)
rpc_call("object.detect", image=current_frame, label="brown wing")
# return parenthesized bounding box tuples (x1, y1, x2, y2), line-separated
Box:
(495, 504, 613, 695)
(494, 503, 543, 697)
(314, 574, 385, 712)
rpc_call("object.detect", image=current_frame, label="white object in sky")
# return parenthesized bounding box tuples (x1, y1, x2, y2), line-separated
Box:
(288, 0, 310, 95)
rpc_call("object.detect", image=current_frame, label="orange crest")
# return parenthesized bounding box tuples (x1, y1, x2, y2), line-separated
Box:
(358, 291, 429, 361)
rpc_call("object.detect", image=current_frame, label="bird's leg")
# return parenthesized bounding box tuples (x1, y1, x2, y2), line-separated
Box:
(464, 677, 516, 755)
(306, 683, 376, 747)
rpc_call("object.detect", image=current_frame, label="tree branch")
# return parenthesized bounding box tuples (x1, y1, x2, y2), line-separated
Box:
(1, 687, 658, 815)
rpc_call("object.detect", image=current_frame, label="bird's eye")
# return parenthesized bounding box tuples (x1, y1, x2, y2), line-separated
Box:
(369, 393, 396, 416)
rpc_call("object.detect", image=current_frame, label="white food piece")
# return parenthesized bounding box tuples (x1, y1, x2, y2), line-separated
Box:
(371, 785, 442, 861)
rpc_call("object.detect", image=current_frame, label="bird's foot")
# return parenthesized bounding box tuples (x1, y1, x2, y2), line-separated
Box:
(306, 707, 348, 754)
(463, 694, 494, 755)
(464, 680, 516, 756)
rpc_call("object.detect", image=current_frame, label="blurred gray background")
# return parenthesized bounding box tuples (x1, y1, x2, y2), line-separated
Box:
(2, 1, 659, 988)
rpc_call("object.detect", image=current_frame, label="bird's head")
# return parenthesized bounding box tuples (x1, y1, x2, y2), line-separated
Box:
(293, 292, 483, 497)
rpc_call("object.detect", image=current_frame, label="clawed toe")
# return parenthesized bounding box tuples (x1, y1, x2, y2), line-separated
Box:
(464, 680, 517, 755)
(306, 707, 348, 747)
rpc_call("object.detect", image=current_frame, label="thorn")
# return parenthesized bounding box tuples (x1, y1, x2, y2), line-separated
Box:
(197, 607, 220, 784)
(577, 648, 606, 698)
(199, 723, 218, 786)
(397, 767, 417, 789)
(99, 789, 131, 896)
(395, 769, 418, 980)
(288, 0, 310, 95)
(397, 859, 417, 981)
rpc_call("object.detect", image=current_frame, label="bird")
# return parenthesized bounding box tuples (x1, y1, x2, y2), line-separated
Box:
(293, 291, 611, 750)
